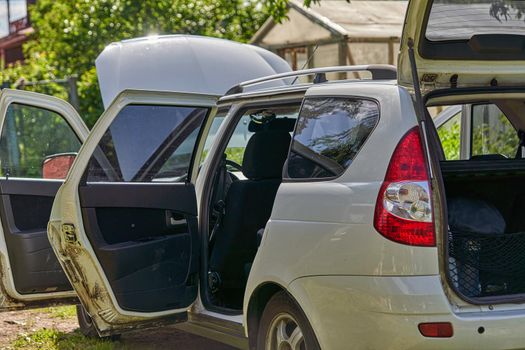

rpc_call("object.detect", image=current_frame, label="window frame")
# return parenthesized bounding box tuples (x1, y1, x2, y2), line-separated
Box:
(198, 96, 304, 316)
(283, 95, 381, 183)
(0, 102, 83, 180)
(82, 103, 212, 184)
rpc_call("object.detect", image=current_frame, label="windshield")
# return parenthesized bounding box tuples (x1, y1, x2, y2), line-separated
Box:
(426, 0, 525, 42)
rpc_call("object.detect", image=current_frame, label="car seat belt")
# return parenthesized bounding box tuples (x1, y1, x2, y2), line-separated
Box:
(209, 154, 230, 247)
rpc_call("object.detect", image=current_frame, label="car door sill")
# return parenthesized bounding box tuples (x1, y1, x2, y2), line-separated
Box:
(174, 312, 248, 349)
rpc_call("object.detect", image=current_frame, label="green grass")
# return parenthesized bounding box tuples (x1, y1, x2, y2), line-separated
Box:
(11, 329, 118, 350)
(37, 305, 77, 319)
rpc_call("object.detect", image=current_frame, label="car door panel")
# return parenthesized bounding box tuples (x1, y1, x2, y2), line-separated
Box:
(48, 90, 218, 334)
(0, 179, 71, 295)
(0, 89, 88, 309)
(78, 183, 198, 312)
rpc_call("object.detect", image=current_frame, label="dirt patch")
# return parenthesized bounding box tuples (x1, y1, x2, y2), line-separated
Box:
(0, 307, 235, 350)
(0, 308, 77, 349)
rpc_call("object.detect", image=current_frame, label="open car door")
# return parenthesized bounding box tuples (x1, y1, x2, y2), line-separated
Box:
(0, 89, 89, 309)
(48, 90, 217, 335)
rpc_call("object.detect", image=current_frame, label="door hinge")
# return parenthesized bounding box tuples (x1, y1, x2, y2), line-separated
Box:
(62, 224, 77, 243)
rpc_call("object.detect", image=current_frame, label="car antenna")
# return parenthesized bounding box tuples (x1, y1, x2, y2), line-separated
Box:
(291, 44, 319, 85)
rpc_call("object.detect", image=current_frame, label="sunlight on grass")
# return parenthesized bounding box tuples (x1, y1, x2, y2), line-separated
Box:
(11, 329, 118, 350)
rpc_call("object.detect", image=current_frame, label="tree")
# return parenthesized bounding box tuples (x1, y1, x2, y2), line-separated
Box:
(1, 0, 299, 127)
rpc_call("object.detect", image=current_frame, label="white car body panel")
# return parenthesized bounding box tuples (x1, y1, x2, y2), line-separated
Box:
(289, 275, 525, 349)
(243, 83, 438, 326)
(96, 35, 291, 108)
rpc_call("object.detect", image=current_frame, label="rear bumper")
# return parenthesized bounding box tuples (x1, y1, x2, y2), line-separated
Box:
(288, 275, 525, 350)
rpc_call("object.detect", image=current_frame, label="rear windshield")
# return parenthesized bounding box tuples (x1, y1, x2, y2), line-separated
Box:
(426, 0, 525, 42)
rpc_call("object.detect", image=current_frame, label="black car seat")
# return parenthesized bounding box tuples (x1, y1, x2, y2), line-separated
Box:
(209, 129, 291, 294)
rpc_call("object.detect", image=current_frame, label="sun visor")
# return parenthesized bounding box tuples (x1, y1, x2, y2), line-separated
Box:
(96, 35, 292, 108)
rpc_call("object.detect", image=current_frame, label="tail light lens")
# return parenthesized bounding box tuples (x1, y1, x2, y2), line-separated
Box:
(374, 127, 435, 247)
(418, 322, 454, 338)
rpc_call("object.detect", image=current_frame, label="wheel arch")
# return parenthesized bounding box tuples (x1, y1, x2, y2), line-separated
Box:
(246, 282, 286, 350)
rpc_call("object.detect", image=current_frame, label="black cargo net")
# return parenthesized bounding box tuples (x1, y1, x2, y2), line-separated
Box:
(448, 231, 525, 298)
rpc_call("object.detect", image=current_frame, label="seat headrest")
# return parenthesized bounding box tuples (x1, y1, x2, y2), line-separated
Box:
(248, 117, 296, 133)
(242, 130, 291, 179)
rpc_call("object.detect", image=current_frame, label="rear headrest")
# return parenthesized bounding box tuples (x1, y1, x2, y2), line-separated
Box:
(242, 130, 291, 179)
(248, 117, 296, 133)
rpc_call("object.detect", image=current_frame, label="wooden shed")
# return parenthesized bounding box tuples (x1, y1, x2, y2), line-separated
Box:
(251, 0, 408, 71)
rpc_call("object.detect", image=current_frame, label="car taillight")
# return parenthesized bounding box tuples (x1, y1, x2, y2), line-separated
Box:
(374, 127, 435, 247)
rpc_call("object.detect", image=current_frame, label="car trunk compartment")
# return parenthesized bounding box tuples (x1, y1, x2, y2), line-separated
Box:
(442, 160, 525, 301)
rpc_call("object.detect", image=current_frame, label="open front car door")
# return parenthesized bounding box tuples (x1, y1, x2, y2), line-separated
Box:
(0, 89, 89, 310)
(48, 90, 217, 336)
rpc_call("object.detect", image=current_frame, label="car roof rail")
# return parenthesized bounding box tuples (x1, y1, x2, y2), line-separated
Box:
(225, 64, 397, 95)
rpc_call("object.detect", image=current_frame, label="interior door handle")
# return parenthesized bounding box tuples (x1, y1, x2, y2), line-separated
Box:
(165, 211, 186, 227)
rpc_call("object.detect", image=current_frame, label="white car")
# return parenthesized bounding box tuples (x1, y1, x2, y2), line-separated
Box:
(3, 1, 525, 349)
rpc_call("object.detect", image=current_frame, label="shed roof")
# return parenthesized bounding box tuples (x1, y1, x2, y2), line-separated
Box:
(252, 0, 408, 47)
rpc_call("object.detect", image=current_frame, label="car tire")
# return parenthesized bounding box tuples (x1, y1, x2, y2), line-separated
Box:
(76, 304, 120, 340)
(257, 291, 320, 350)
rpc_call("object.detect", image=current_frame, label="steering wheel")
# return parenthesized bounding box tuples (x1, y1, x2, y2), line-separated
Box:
(225, 159, 243, 173)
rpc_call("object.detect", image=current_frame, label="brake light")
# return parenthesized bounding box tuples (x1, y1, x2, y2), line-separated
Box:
(374, 127, 435, 247)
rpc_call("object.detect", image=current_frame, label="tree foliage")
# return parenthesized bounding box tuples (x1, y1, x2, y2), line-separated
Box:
(1, 0, 291, 127)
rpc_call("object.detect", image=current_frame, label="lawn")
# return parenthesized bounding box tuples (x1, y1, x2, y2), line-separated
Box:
(10, 328, 117, 350)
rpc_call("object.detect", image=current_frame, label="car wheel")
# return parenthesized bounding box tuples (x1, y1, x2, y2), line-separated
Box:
(76, 304, 120, 340)
(257, 291, 320, 350)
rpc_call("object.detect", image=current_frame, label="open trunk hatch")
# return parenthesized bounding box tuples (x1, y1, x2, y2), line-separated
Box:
(399, 0, 525, 93)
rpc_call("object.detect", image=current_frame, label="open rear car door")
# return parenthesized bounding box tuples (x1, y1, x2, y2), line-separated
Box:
(0, 89, 89, 309)
(48, 90, 217, 335)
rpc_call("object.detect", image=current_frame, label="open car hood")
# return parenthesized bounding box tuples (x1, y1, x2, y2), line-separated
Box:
(96, 35, 292, 107)
(398, 0, 525, 93)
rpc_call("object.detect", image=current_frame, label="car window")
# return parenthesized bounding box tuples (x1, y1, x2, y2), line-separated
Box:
(287, 97, 379, 179)
(471, 104, 518, 159)
(85, 104, 208, 182)
(437, 111, 461, 161)
(225, 105, 300, 167)
(426, 0, 525, 42)
(0, 103, 81, 179)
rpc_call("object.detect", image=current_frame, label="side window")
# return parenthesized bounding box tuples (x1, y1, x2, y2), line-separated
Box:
(85, 104, 208, 182)
(287, 97, 379, 179)
(0, 103, 81, 179)
(471, 104, 518, 159)
(437, 111, 461, 160)
(224, 105, 300, 167)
